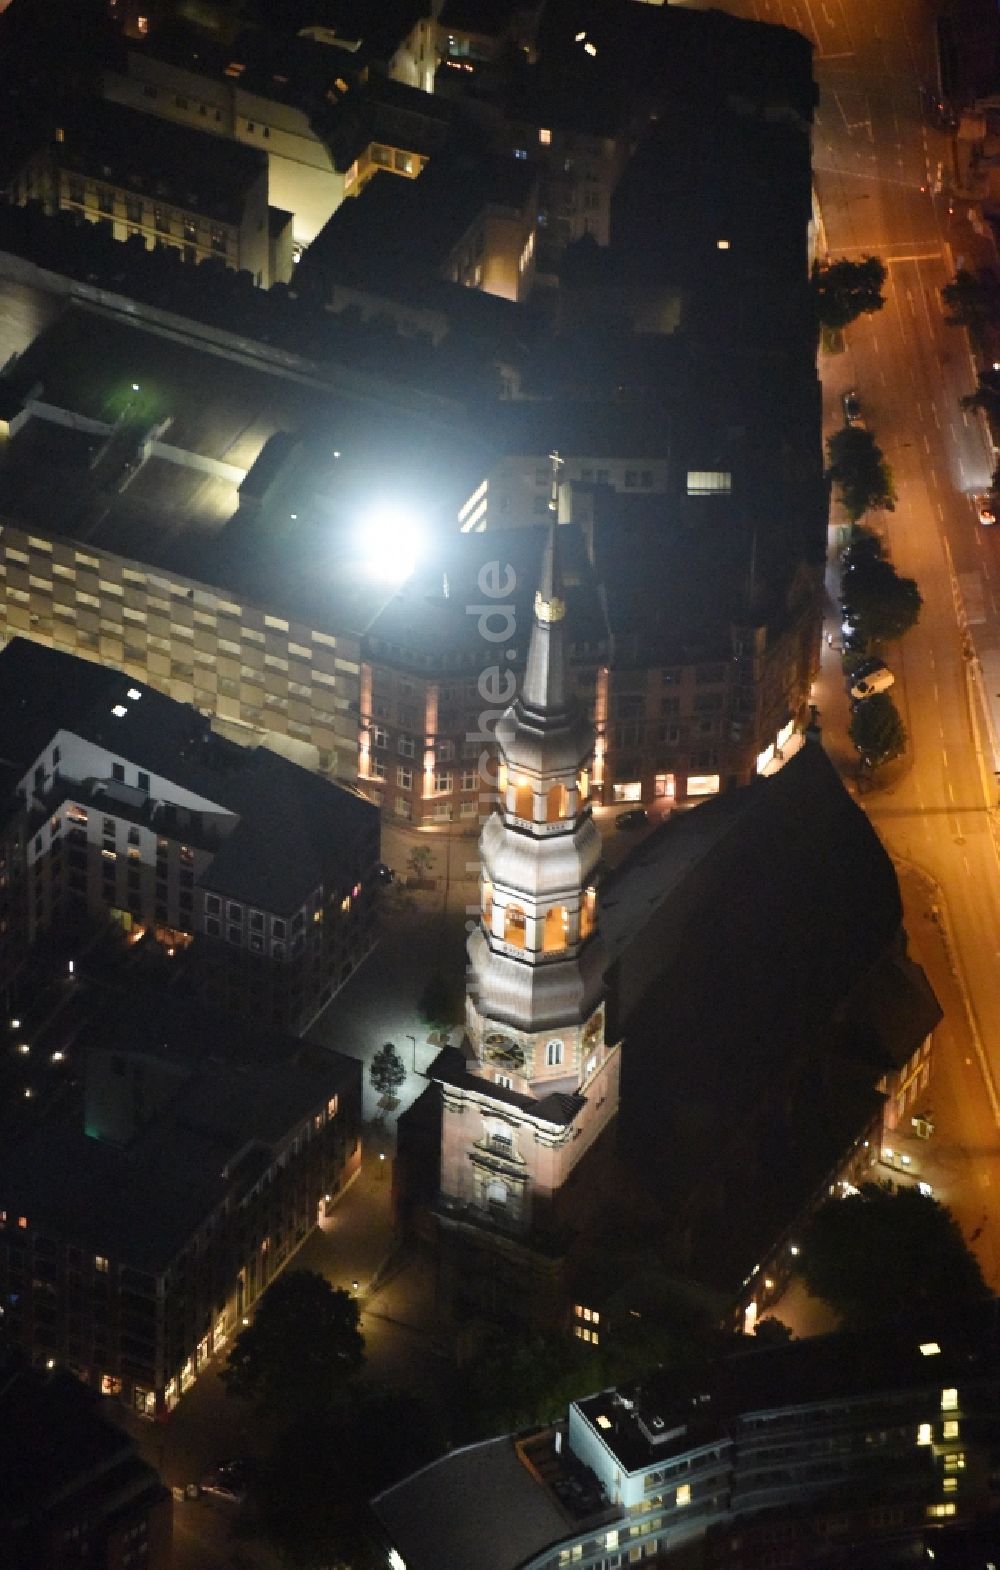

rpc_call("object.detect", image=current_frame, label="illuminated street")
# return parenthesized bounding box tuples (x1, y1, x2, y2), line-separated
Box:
(679, 0, 1000, 1289)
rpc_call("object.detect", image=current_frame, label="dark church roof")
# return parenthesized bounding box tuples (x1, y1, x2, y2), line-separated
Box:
(599, 742, 936, 1289)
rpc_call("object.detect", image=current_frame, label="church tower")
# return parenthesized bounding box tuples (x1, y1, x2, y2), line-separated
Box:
(433, 508, 621, 1316)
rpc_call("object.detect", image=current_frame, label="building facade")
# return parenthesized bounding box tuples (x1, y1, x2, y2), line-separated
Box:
(0, 519, 362, 781)
(10, 100, 274, 284)
(0, 1013, 362, 1419)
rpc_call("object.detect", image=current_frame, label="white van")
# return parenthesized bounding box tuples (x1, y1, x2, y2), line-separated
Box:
(850, 665, 894, 701)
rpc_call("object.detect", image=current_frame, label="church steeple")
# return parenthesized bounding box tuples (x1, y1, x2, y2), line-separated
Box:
(465, 513, 607, 1080)
(522, 516, 567, 715)
(432, 511, 621, 1257)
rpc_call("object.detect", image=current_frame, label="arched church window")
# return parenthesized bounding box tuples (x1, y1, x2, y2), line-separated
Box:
(504, 903, 527, 949)
(542, 905, 568, 953)
(546, 782, 568, 821)
(545, 1039, 563, 1066)
(580, 886, 597, 940)
(511, 776, 532, 820)
(577, 767, 589, 800)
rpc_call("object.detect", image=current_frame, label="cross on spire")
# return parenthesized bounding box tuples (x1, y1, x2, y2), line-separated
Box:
(548, 449, 565, 514)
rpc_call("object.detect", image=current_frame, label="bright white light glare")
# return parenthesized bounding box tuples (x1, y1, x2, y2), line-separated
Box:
(358, 503, 423, 580)
(920, 1341, 941, 1357)
(584, 40, 597, 55)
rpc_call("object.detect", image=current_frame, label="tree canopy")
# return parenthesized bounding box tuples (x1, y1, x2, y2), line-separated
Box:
(417, 969, 463, 1029)
(247, 1386, 442, 1568)
(849, 692, 907, 769)
(799, 1184, 989, 1329)
(370, 1041, 407, 1098)
(221, 1270, 364, 1420)
(842, 555, 922, 645)
(826, 426, 896, 521)
(941, 268, 1000, 348)
(812, 256, 887, 330)
(960, 367, 1000, 421)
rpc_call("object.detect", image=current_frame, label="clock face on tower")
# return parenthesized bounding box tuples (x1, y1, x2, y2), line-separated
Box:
(483, 1033, 526, 1071)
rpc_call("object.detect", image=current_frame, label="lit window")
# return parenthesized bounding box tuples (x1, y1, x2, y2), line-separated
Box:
(943, 1452, 965, 1471)
(920, 1341, 941, 1357)
(943, 1419, 959, 1439)
(716, 238, 730, 250)
(327, 1095, 338, 1117)
(95, 1255, 109, 1273)
(539, 127, 552, 144)
(926, 1502, 956, 1518)
(943, 1476, 957, 1492)
(111, 704, 128, 718)
(686, 470, 732, 496)
(917, 1423, 933, 1446)
(941, 1387, 958, 1411)
(676, 1484, 691, 1507)
(596, 1415, 612, 1431)
(545, 1039, 563, 1067)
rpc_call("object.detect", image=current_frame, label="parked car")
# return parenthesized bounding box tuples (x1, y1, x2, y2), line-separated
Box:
(974, 493, 997, 526)
(201, 1459, 254, 1502)
(842, 388, 863, 427)
(850, 664, 895, 701)
(375, 863, 395, 884)
(616, 807, 649, 830)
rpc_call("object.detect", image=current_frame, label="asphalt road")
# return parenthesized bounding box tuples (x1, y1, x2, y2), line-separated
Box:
(690, 0, 1000, 1269)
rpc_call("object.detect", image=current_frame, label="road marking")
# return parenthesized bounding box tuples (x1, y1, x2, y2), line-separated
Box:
(923, 434, 931, 453)
(885, 252, 943, 264)
(931, 401, 941, 428)
(872, 334, 880, 354)
(936, 501, 944, 519)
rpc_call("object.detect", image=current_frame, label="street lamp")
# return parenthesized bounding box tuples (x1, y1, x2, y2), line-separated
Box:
(406, 1033, 417, 1071)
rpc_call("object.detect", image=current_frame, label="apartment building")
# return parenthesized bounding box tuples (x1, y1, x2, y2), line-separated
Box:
(360, 521, 819, 824)
(0, 1357, 172, 1569)
(103, 4, 439, 250)
(0, 987, 362, 1418)
(0, 639, 379, 1032)
(10, 100, 274, 284)
(373, 1310, 1000, 1570)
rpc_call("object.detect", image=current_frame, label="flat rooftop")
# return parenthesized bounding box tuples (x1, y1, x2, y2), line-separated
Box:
(575, 1301, 1000, 1477)
(0, 301, 493, 629)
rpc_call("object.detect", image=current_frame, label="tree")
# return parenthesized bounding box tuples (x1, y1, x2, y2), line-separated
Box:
(465, 1332, 596, 1433)
(370, 1041, 406, 1099)
(799, 1183, 989, 1330)
(842, 524, 884, 571)
(826, 427, 896, 521)
(842, 556, 922, 645)
(812, 256, 886, 330)
(417, 969, 462, 1029)
(221, 1270, 364, 1420)
(247, 1386, 442, 1568)
(753, 1317, 793, 1346)
(941, 267, 1000, 348)
(406, 844, 434, 883)
(849, 691, 907, 768)
(960, 367, 1000, 421)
